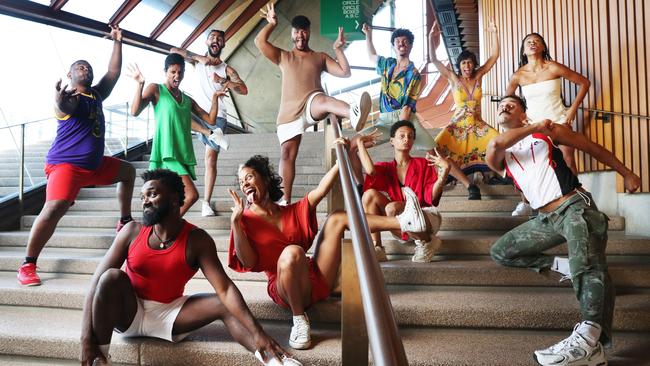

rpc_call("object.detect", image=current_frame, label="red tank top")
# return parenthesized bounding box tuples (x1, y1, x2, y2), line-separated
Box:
(126, 220, 198, 303)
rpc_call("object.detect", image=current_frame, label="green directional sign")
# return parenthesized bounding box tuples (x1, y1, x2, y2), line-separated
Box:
(320, 0, 370, 41)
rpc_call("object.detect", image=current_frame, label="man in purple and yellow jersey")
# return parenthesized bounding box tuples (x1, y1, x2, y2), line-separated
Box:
(17, 26, 136, 287)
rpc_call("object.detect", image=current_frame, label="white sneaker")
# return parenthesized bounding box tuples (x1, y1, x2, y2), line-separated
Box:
(412, 237, 442, 263)
(512, 201, 534, 216)
(552, 256, 572, 282)
(534, 323, 607, 366)
(396, 187, 426, 233)
(208, 128, 229, 151)
(289, 314, 311, 349)
(254, 350, 303, 366)
(349, 91, 371, 132)
(201, 200, 216, 217)
(374, 245, 388, 262)
(91, 355, 112, 366)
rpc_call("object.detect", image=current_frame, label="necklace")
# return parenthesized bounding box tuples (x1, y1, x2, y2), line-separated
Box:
(152, 227, 175, 249)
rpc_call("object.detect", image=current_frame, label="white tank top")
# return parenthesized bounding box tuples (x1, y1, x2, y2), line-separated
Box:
(194, 61, 227, 119)
(521, 78, 567, 124)
(504, 134, 580, 209)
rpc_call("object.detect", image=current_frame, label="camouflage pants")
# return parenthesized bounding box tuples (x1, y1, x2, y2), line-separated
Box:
(490, 193, 614, 346)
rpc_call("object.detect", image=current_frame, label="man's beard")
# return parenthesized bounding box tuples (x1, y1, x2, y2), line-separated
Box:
(142, 201, 171, 226)
(208, 47, 222, 58)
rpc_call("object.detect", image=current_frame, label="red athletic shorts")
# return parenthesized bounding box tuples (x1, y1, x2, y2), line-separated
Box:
(44, 156, 121, 202)
(266, 257, 331, 309)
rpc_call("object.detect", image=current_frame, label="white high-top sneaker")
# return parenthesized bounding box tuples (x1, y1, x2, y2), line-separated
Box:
(396, 187, 426, 233)
(534, 322, 607, 366)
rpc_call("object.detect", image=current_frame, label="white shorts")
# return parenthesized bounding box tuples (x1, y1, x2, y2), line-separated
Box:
(116, 295, 190, 342)
(276, 91, 324, 144)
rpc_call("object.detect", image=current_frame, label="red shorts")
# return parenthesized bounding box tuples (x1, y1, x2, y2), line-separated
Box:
(44, 156, 121, 202)
(266, 257, 331, 309)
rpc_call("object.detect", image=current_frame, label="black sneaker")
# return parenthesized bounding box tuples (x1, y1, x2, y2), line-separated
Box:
(467, 184, 481, 200)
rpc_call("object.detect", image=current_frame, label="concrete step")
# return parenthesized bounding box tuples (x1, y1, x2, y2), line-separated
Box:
(1, 247, 649, 288)
(74, 186, 312, 199)
(3, 305, 648, 365)
(1, 272, 649, 331)
(19, 212, 626, 231)
(3, 229, 645, 255)
(64, 197, 521, 214)
(67, 198, 329, 213)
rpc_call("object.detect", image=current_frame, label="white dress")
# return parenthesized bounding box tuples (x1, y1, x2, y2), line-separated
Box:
(521, 78, 567, 124)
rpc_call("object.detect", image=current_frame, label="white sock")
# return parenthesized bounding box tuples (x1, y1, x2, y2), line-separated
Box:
(98, 344, 110, 358)
(576, 321, 601, 346)
(293, 314, 307, 324)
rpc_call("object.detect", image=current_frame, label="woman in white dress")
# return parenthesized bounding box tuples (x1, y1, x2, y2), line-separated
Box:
(506, 32, 590, 215)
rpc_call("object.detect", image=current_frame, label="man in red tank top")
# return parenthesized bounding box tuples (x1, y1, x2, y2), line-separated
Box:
(80, 169, 300, 366)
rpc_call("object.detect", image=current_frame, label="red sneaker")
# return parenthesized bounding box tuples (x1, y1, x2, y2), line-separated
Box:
(17, 263, 41, 286)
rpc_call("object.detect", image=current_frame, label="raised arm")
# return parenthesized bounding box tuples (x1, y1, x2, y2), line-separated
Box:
(190, 91, 226, 126)
(80, 222, 137, 366)
(307, 162, 341, 208)
(254, 3, 282, 65)
(356, 130, 382, 176)
(94, 25, 123, 100)
(192, 228, 287, 363)
(228, 189, 258, 268)
(169, 47, 203, 65)
(552, 62, 591, 127)
(428, 21, 455, 82)
(505, 73, 521, 95)
(486, 121, 548, 172)
(425, 150, 451, 206)
(127, 64, 158, 116)
(324, 27, 351, 78)
(224, 66, 249, 95)
(361, 23, 378, 64)
(550, 124, 640, 192)
(474, 19, 500, 79)
(54, 79, 80, 118)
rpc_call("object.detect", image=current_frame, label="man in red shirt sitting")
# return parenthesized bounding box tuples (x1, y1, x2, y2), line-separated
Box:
(80, 169, 299, 366)
(359, 120, 451, 262)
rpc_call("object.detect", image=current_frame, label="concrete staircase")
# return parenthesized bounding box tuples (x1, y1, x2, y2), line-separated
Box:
(0, 131, 649, 365)
(0, 138, 129, 197)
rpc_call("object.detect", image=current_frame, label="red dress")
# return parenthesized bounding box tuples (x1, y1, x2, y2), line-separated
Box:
(228, 196, 330, 308)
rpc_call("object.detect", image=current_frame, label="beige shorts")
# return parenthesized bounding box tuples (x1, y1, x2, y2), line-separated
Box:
(276, 91, 324, 144)
(116, 295, 190, 342)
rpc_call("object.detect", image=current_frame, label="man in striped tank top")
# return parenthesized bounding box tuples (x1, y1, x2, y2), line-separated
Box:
(486, 95, 640, 366)
(81, 169, 301, 366)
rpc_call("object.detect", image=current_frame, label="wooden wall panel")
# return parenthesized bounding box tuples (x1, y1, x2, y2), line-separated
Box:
(479, 0, 650, 193)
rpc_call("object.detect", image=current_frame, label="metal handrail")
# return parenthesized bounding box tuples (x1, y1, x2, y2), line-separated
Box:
(483, 93, 650, 120)
(329, 115, 408, 366)
(3, 102, 155, 211)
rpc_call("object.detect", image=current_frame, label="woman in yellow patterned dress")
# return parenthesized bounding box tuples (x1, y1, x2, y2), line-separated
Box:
(429, 19, 500, 199)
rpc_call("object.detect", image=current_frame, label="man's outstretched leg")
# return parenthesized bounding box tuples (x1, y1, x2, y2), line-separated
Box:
(18, 199, 72, 286)
(115, 160, 136, 231)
